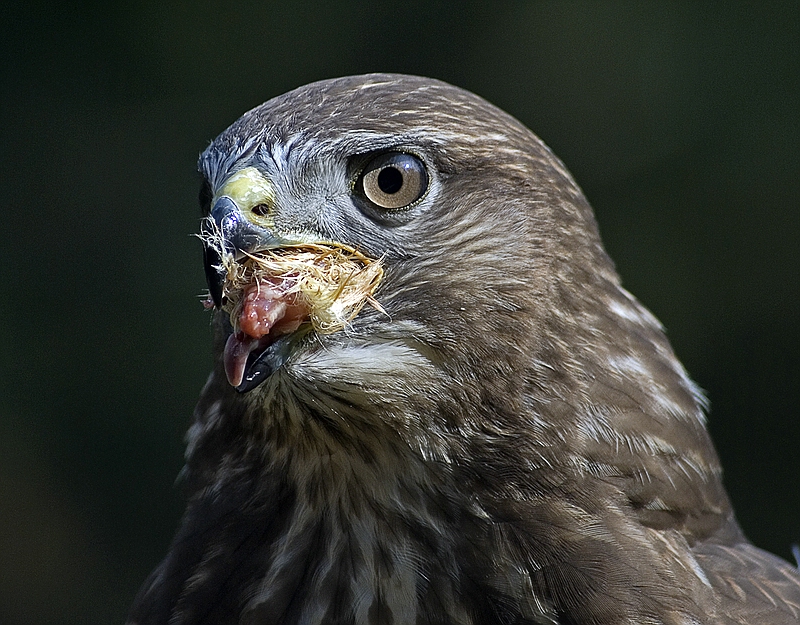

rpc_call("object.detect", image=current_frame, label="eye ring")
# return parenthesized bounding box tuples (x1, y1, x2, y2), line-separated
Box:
(357, 152, 429, 210)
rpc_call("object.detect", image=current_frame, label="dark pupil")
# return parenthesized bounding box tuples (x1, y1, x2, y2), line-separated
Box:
(377, 166, 404, 194)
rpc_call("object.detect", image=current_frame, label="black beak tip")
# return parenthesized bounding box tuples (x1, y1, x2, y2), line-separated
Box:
(203, 245, 225, 308)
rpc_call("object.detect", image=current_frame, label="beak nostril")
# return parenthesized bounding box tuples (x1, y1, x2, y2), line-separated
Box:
(205, 193, 294, 266)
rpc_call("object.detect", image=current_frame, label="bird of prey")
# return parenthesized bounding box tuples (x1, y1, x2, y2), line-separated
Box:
(128, 74, 800, 625)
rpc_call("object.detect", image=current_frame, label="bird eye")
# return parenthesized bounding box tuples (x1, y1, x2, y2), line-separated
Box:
(358, 152, 428, 209)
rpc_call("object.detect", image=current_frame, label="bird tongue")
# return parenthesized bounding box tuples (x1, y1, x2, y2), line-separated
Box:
(222, 280, 308, 387)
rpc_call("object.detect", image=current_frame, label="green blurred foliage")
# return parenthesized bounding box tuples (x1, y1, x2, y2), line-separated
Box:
(0, 2, 797, 623)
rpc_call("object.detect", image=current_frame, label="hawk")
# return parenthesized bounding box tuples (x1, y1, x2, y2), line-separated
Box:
(128, 74, 800, 624)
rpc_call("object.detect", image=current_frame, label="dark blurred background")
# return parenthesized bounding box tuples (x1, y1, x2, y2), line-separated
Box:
(1, 2, 797, 623)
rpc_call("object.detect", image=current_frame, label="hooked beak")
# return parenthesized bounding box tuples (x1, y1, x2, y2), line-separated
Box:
(199, 166, 317, 392)
(202, 195, 288, 307)
(201, 167, 297, 307)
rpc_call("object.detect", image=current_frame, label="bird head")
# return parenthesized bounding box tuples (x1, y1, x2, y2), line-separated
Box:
(198, 75, 617, 406)
(195, 73, 716, 490)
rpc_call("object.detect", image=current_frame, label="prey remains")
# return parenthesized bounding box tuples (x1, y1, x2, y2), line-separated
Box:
(201, 225, 384, 387)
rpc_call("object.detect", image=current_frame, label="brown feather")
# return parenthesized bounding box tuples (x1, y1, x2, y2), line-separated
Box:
(128, 74, 800, 625)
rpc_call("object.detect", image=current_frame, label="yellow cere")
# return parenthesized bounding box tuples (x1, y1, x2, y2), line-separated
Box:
(214, 167, 277, 227)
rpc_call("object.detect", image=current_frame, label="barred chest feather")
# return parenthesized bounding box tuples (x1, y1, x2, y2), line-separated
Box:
(147, 341, 551, 625)
(136, 331, 727, 625)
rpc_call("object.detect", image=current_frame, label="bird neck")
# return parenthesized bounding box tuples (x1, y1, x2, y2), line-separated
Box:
(184, 371, 485, 623)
